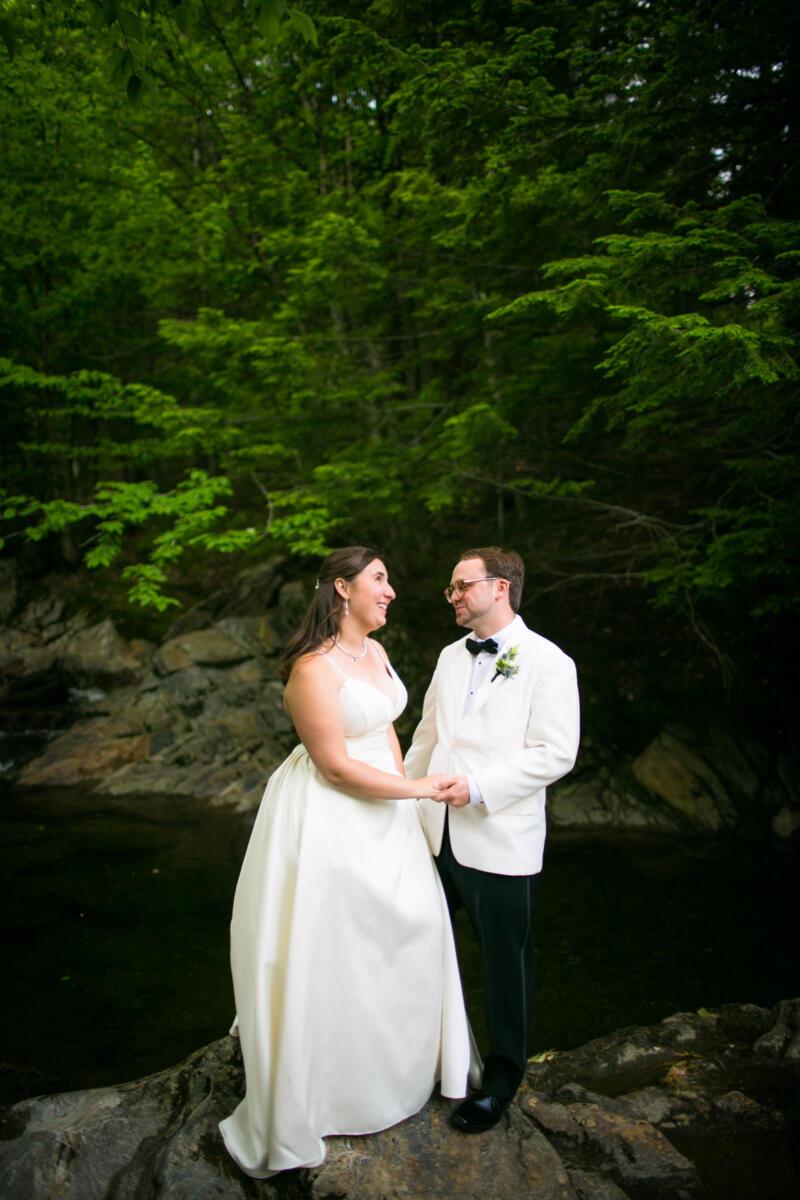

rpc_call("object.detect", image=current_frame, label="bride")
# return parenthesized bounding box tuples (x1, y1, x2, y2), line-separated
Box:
(219, 546, 479, 1177)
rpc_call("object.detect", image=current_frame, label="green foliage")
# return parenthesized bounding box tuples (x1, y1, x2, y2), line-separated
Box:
(489, 194, 800, 619)
(0, 0, 797, 672)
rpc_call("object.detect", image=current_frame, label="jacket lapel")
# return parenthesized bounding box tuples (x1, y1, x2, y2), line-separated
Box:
(457, 617, 529, 725)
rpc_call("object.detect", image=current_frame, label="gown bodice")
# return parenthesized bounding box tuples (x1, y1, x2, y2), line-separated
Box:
(322, 651, 407, 759)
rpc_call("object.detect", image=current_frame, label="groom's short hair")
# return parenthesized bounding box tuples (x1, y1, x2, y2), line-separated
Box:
(459, 546, 524, 612)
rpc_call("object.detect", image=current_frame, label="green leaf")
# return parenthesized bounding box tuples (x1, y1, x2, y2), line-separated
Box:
(116, 7, 143, 46)
(255, 10, 280, 40)
(286, 8, 317, 45)
(106, 47, 133, 85)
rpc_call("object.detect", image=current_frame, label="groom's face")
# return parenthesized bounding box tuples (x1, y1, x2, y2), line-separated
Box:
(448, 557, 497, 628)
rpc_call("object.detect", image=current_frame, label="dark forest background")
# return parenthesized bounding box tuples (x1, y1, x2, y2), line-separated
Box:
(1, 0, 798, 747)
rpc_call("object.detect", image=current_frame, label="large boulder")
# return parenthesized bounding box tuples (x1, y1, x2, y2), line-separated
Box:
(0, 605, 148, 691)
(6, 564, 296, 806)
(549, 723, 798, 838)
(1, 1000, 797, 1199)
(631, 723, 779, 833)
(153, 628, 254, 676)
(0, 1038, 572, 1200)
(54, 618, 147, 687)
(16, 724, 150, 787)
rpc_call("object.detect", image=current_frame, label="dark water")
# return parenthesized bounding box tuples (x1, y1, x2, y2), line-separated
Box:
(1, 786, 798, 1105)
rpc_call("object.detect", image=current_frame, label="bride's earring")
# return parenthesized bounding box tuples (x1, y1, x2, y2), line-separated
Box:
(343, 597, 349, 617)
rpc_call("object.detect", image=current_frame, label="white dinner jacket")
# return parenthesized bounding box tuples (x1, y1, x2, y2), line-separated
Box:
(404, 615, 579, 876)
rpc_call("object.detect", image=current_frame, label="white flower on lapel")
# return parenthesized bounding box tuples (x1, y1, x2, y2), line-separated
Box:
(492, 644, 520, 682)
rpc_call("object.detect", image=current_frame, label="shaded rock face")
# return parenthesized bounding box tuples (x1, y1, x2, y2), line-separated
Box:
(525, 999, 800, 1200)
(2, 561, 301, 810)
(2, 555, 798, 832)
(548, 724, 798, 839)
(0, 1001, 797, 1199)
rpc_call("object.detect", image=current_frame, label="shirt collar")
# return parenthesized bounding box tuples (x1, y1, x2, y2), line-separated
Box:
(473, 614, 520, 652)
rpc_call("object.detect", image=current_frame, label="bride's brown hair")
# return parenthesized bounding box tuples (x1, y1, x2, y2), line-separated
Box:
(279, 546, 383, 683)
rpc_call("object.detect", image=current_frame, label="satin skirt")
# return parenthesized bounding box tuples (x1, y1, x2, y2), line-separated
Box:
(219, 736, 479, 1177)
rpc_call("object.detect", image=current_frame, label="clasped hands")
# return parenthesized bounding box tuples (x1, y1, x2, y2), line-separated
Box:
(424, 774, 470, 808)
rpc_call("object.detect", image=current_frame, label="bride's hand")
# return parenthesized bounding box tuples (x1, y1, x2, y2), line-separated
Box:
(415, 774, 456, 800)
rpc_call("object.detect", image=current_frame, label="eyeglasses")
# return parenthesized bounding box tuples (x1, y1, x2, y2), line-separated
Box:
(443, 576, 499, 601)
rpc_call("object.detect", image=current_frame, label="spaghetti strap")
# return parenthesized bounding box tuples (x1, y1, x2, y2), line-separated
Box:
(320, 640, 394, 687)
(368, 638, 394, 678)
(319, 650, 348, 679)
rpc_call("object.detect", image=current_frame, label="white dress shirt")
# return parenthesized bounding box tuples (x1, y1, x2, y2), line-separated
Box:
(464, 617, 519, 805)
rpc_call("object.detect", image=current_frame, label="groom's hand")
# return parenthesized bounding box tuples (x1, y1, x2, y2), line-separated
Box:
(437, 776, 470, 808)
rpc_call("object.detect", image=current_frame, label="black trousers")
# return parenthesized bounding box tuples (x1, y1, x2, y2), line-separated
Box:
(436, 813, 539, 1102)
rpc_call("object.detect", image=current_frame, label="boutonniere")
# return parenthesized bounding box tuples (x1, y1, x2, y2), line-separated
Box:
(492, 644, 521, 682)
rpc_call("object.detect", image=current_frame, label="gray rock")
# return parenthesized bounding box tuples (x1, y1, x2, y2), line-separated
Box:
(522, 1092, 583, 1139)
(4, 1001, 798, 1200)
(17, 593, 69, 636)
(215, 615, 280, 657)
(7, 562, 794, 835)
(753, 998, 800, 1059)
(621, 1086, 675, 1127)
(53, 618, 144, 686)
(0, 612, 142, 692)
(310, 1098, 574, 1200)
(1, 561, 302, 804)
(633, 744, 728, 830)
(159, 665, 214, 706)
(16, 725, 149, 788)
(0, 1039, 575, 1200)
(631, 724, 770, 832)
(548, 774, 683, 833)
(563, 1102, 695, 1192)
(0, 1039, 251, 1200)
(567, 1169, 631, 1199)
(0, 627, 56, 682)
(551, 722, 798, 837)
(524, 1000, 800, 1199)
(154, 629, 252, 676)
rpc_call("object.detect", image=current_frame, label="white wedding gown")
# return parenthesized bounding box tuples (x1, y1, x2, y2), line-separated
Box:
(219, 651, 479, 1177)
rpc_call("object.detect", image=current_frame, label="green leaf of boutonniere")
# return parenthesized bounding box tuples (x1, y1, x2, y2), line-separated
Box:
(492, 644, 521, 682)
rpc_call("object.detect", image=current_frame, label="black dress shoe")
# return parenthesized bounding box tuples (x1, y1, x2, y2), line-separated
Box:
(449, 1090, 509, 1133)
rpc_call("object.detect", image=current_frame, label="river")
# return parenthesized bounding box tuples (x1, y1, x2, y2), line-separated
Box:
(1, 785, 798, 1106)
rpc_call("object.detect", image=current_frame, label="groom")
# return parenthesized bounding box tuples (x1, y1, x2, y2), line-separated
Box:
(405, 546, 580, 1133)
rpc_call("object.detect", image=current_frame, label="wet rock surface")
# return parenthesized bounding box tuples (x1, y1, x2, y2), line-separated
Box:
(0, 1001, 797, 1199)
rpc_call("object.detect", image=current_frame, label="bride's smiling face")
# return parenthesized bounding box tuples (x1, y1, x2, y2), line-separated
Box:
(342, 558, 396, 630)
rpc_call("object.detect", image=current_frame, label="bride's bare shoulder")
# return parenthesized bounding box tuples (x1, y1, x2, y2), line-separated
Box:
(287, 646, 336, 684)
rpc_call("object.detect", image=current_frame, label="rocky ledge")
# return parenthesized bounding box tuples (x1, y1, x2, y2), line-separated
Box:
(1, 556, 798, 834)
(1, 560, 303, 811)
(1, 1000, 797, 1199)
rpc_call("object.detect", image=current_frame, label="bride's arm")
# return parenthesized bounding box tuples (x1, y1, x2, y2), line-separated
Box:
(284, 656, 443, 801)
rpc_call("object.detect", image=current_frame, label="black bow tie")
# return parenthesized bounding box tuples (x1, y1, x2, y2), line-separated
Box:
(466, 637, 499, 656)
